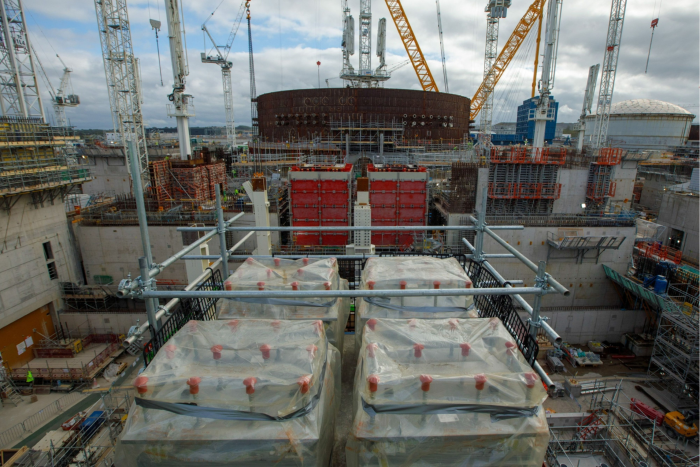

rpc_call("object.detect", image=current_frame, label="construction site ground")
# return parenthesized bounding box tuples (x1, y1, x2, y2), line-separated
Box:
(0, 353, 139, 450)
(26, 343, 111, 370)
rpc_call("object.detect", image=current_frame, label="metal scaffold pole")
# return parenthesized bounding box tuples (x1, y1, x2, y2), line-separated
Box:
(215, 184, 230, 280)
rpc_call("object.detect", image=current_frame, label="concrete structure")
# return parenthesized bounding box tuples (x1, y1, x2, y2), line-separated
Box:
(584, 99, 695, 151)
(78, 147, 182, 196)
(656, 191, 699, 263)
(76, 212, 278, 286)
(0, 119, 91, 369)
(484, 223, 636, 308)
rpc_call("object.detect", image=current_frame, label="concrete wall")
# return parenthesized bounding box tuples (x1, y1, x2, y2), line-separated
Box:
(520, 308, 647, 344)
(610, 161, 638, 210)
(552, 168, 588, 213)
(657, 192, 699, 262)
(483, 225, 636, 308)
(57, 312, 150, 340)
(77, 213, 278, 286)
(0, 195, 83, 330)
(83, 156, 131, 195)
(637, 176, 669, 212)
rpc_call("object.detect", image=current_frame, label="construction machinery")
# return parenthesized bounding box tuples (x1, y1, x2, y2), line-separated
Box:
(478, 0, 511, 151)
(49, 55, 80, 128)
(164, 0, 194, 159)
(575, 64, 600, 151)
(201, 0, 247, 152)
(435, 0, 448, 92)
(531, 0, 562, 148)
(246, 1, 258, 138)
(590, 0, 627, 148)
(94, 0, 149, 188)
(470, 0, 546, 122)
(384, 0, 438, 92)
(340, 0, 389, 87)
(0, 0, 46, 122)
(664, 411, 699, 441)
(32, 49, 80, 127)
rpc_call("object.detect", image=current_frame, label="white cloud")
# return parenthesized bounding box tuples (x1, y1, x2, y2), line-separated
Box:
(22, 0, 699, 129)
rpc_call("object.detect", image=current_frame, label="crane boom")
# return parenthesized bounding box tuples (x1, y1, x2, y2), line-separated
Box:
(470, 0, 546, 121)
(435, 0, 448, 92)
(384, 0, 438, 92)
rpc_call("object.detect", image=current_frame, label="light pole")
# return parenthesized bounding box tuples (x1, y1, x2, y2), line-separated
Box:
(317, 61, 321, 88)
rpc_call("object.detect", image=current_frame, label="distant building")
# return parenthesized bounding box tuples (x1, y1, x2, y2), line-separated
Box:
(584, 99, 695, 151)
(516, 96, 559, 143)
(492, 122, 517, 134)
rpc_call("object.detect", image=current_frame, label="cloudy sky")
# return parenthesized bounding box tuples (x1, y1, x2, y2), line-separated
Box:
(24, 0, 699, 129)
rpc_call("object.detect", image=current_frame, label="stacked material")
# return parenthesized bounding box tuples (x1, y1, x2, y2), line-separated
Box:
(116, 319, 340, 466)
(355, 257, 477, 346)
(347, 318, 549, 466)
(218, 257, 350, 351)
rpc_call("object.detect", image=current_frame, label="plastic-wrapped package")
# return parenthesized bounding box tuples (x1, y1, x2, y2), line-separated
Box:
(346, 318, 549, 466)
(115, 319, 340, 466)
(217, 257, 350, 352)
(355, 257, 477, 347)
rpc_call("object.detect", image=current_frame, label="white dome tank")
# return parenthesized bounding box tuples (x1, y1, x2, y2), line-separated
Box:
(584, 99, 695, 150)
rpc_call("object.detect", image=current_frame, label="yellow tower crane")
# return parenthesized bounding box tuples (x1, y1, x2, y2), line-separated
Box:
(384, 0, 439, 92)
(471, 0, 547, 121)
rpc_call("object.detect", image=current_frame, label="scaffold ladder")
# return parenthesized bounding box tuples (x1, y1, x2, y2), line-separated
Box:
(0, 370, 23, 406)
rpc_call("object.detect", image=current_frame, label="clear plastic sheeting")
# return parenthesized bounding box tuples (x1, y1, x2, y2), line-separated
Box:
(355, 257, 477, 346)
(346, 318, 549, 466)
(115, 320, 341, 466)
(217, 257, 350, 351)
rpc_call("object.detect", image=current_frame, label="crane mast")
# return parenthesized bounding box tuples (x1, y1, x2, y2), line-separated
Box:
(201, 0, 246, 152)
(0, 0, 46, 122)
(340, 0, 355, 85)
(94, 0, 149, 188)
(435, 0, 448, 92)
(247, 2, 258, 138)
(532, 0, 562, 149)
(53, 55, 80, 128)
(479, 0, 511, 151)
(576, 64, 599, 151)
(164, 0, 193, 159)
(359, 0, 372, 76)
(591, 0, 626, 148)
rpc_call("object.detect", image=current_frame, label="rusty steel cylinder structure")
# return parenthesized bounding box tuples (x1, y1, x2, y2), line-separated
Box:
(256, 88, 471, 141)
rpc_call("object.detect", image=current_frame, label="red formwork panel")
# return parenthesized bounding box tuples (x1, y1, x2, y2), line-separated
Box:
(368, 164, 427, 247)
(290, 165, 352, 246)
(319, 179, 350, 245)
(291, 179, 320, 245)
(369, 179, 398, 245)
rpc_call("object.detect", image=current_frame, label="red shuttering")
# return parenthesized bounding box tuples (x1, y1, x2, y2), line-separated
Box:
(368, 164, 427, 246)
(290, 164, 352, 246)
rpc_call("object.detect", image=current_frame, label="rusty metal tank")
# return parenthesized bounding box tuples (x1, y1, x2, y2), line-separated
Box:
(256, 88, 471, 141)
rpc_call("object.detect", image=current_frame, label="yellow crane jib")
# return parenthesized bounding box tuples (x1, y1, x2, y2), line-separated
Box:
(471, 0, 547, 120)
(384, 0, 439, 92)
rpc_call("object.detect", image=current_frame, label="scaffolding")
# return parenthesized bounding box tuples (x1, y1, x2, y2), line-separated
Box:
(585, 147, 622, 208)
(0, 117, 92, 209)
(546, 380, 698, 467)
(6, 389, 133, 467)
(546, 231, 626, 263)
(485, 146, 565, 215)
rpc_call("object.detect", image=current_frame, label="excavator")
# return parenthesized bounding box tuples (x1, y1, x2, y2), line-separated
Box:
(664, 410, 699, 442)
